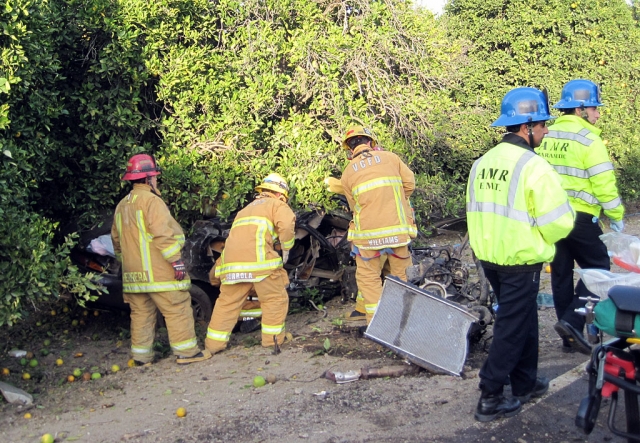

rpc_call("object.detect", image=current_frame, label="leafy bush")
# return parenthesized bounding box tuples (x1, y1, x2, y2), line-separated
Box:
(3, 0, 640, 325)
(446, 0, 640, 200)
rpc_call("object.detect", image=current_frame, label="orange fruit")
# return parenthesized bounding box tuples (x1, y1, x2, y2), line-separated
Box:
(22, 372, 31, 380)
(176, 407, 187, 418)
(67, 375, 75, 383)
(1, 368, 9, 376)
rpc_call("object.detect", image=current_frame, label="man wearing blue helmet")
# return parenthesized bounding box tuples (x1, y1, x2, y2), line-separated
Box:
(467, 87, 574, 422)
(536, 79, 625, 355)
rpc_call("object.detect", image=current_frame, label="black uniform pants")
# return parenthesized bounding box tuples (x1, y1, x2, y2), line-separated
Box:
(551, 212, 610, 334)
(479, 268, 540, 397)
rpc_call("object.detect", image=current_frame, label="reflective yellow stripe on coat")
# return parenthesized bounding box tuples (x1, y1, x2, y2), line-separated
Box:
(466, 142, 574, 266)
(537, 115, 624, 221)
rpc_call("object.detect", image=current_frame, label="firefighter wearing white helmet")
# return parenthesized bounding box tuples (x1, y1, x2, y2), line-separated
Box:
(536, 79, 625, 355)
(340, 125, 417, 326)
(467, 87, 574, 422)
(111, 154, 211, 365)
(205, 173, 296, 353)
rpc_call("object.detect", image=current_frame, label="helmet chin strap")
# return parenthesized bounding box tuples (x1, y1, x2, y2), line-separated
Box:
(146, 176, 161, 196)
(580, 105, 588, 120)
(527, 119, 534, 148)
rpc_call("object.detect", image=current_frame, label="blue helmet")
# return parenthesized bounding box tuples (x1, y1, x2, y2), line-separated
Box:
(491, 87, 554, 127)
(553, 79, 604, 109)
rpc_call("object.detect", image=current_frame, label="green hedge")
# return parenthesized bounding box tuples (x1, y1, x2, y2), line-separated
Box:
(2, 0, 640, 325)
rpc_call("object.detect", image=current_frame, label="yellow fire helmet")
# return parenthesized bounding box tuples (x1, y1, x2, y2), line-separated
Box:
(341, 125, 378, 150)
(255, 173, 289, 198)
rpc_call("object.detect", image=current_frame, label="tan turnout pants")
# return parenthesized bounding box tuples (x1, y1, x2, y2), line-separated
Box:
(205, 268, 289, 353)
(124, 290, 200, 363)
(355, 245, 411, 324)
(354, 257, 393, 314)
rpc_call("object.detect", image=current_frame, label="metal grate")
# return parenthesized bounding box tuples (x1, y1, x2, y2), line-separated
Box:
(365, 277, 477, 376)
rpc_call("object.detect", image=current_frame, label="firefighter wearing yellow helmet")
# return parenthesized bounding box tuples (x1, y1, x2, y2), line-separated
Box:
(340, 125, 417, 326)
(205, 173, 296, 353)
(111, 154, 212, 365)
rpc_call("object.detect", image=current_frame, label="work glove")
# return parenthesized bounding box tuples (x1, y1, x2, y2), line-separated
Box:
(610, 219, 625, 233)
(282, 250, 290, 264)
(171, 259, 187, 281)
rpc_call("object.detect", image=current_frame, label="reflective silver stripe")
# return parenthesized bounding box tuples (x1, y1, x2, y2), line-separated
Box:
(554, 165, 588, 179)
(467, 159, 480, 202)
(567, 190, 598, 205)
(217, 258, 282, 274)
(240, 309, 262, 318)
(554, 162, 614, 179)
(578, 129, 591, 137)
(546, 130, 594, 146)
(601, 196, 622, 210)
(467, 149, 536, 225)
(587, 162, 614, 176)
(207, 328, 231, 342)
(466, 201, 533, 224)
(262, 323, 285, 335)
(131, 345, 152, 354)
(136, 210, 154, 282)
(160, 239, 183, 260)
(365, 303, 377, 314)
(567, 190, 622, 209)
(171, 337, 197, 351)
(536, 201, 574, 227)
(508, 151, 536, 207)
(123, 280, 191, 292)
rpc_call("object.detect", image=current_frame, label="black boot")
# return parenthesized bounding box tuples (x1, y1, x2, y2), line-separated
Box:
(514, 377, 549, 404)
(554, 320, 591, 355)
(475, 394, 522, 422)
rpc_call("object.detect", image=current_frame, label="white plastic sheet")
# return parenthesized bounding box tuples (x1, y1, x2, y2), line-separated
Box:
(575, 268, 640, 300)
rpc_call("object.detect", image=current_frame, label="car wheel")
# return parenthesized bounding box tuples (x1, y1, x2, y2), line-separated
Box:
(190, 284, 213, 326)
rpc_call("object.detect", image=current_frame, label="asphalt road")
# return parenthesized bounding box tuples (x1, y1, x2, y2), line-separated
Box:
(443, 356, 634, 443)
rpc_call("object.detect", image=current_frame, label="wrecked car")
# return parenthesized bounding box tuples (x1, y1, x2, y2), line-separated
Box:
(69, 208, 493, 339)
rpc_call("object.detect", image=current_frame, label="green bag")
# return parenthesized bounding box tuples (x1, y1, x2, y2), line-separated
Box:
(594, 286, 640, 338)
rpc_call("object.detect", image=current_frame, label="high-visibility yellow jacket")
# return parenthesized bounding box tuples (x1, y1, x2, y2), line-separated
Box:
(111, 183, 190, 293)
(466, 134, 575, 267)
(341, 144, 417, 250)
(215, 192, 296, 284)
(536, 115, 624, 222)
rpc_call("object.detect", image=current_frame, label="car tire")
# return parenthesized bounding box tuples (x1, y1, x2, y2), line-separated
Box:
(190, 284, 213, 326)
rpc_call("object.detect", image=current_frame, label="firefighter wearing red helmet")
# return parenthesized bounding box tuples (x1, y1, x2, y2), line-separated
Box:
(340, 125, 417, 326)
(205, 173, 296, 353)
(111, 154, 211, 365)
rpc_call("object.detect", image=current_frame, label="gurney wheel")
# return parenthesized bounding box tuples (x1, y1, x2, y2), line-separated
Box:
(576, 393, 602, 435)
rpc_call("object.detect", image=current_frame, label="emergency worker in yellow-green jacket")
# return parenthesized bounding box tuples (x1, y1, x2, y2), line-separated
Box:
(205, 173, 296, 353)
(467, 88, 574, 422)
(536, 79, 625, 355)
(340, 125, 417, 326)
(112, 154, 211, 365)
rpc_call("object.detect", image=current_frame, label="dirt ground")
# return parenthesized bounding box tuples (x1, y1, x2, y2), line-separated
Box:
(1, 210, 640, 443)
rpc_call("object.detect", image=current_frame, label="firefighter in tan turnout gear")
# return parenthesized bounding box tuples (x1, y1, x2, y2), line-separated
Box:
(340, 125, 417, 325)
(205, 173, 296, 353)
(111, 154, 211, 365)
